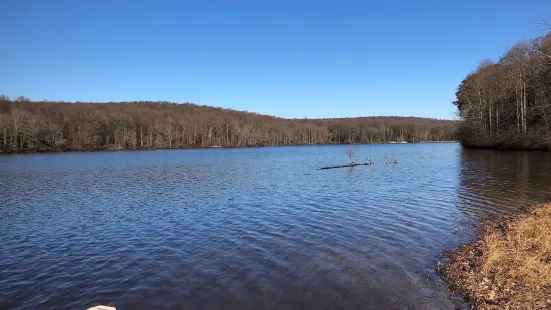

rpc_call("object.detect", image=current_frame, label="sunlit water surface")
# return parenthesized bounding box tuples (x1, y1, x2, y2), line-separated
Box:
(1, 143, 550, 309)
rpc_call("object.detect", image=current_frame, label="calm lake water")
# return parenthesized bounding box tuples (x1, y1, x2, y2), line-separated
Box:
(1, 143, 550, 310)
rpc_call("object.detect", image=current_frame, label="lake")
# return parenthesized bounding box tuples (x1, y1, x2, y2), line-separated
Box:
(1, 143, 550, 310)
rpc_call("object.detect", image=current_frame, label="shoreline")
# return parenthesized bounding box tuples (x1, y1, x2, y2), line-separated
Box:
(438, 203, 551, 309)
(459, 138, 551, 152)
(461, 143, 551, 152)
(0, 141, 458, 155)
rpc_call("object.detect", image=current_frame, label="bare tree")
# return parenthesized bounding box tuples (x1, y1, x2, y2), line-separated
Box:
(0, 99, 458, 153)
(454, 31, 551, 149)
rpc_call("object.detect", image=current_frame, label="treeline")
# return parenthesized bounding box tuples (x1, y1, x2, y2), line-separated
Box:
(0, 97, 457, 153)
(454, 32, 551, 150)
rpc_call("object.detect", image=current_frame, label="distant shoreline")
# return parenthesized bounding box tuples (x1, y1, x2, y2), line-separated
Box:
(0, 99, 458, 154)
(0, 141, 459, 155)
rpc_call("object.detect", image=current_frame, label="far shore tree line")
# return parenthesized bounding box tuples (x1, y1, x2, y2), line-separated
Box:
(454, 31, 551, 150)
(0, 98, 457, 153)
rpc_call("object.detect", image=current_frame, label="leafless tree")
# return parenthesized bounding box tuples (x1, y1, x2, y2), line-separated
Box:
(455, 31, 551, 149)
(0, 99, 458, 153)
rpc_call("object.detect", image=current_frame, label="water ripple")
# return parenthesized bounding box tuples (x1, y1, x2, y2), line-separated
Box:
(1, 144, 550, 309)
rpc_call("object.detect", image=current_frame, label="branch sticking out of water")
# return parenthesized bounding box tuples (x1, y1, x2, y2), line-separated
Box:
(346, 146, 356, 164)
(320, 146, 377, 169)
(366, 156, 374, 165)
(384, 153, 398, 164)
(319, 162, 373, 170)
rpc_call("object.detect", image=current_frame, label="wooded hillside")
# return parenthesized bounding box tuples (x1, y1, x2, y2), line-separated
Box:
(454, 32, 551, 150)
(0, 97, 457, 153)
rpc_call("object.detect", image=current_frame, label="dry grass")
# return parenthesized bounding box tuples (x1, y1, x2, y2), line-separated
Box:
(439, 203, 551, 309)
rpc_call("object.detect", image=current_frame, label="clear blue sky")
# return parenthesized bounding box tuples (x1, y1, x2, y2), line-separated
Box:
(1, 0, 549, 119)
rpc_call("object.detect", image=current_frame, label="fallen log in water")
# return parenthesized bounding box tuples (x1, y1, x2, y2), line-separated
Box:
(319, 163, 372, 170)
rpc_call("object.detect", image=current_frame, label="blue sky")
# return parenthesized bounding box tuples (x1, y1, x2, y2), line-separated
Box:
(1, 0, 549, 119)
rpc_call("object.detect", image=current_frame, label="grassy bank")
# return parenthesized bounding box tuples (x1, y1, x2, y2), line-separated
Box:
(439, 203, 551, 309)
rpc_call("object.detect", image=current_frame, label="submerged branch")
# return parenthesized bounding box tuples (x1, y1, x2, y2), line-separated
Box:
(319, 162, 373, 170)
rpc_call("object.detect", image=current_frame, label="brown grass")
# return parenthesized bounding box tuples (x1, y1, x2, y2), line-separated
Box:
(439, 203, 551, 309)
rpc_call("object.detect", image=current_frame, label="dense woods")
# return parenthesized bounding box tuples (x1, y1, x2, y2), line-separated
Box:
(0, 97, 456, 153)
(454, 31, 551, 150)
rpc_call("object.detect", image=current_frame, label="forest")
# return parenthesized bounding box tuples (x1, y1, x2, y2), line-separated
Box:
(0, 97, 457, 153)
(454, 31, 551, 150)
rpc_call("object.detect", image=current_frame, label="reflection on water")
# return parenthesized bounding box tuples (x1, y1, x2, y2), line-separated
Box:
(457, 149, 551, 221)
(0, 144, 550, 310)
